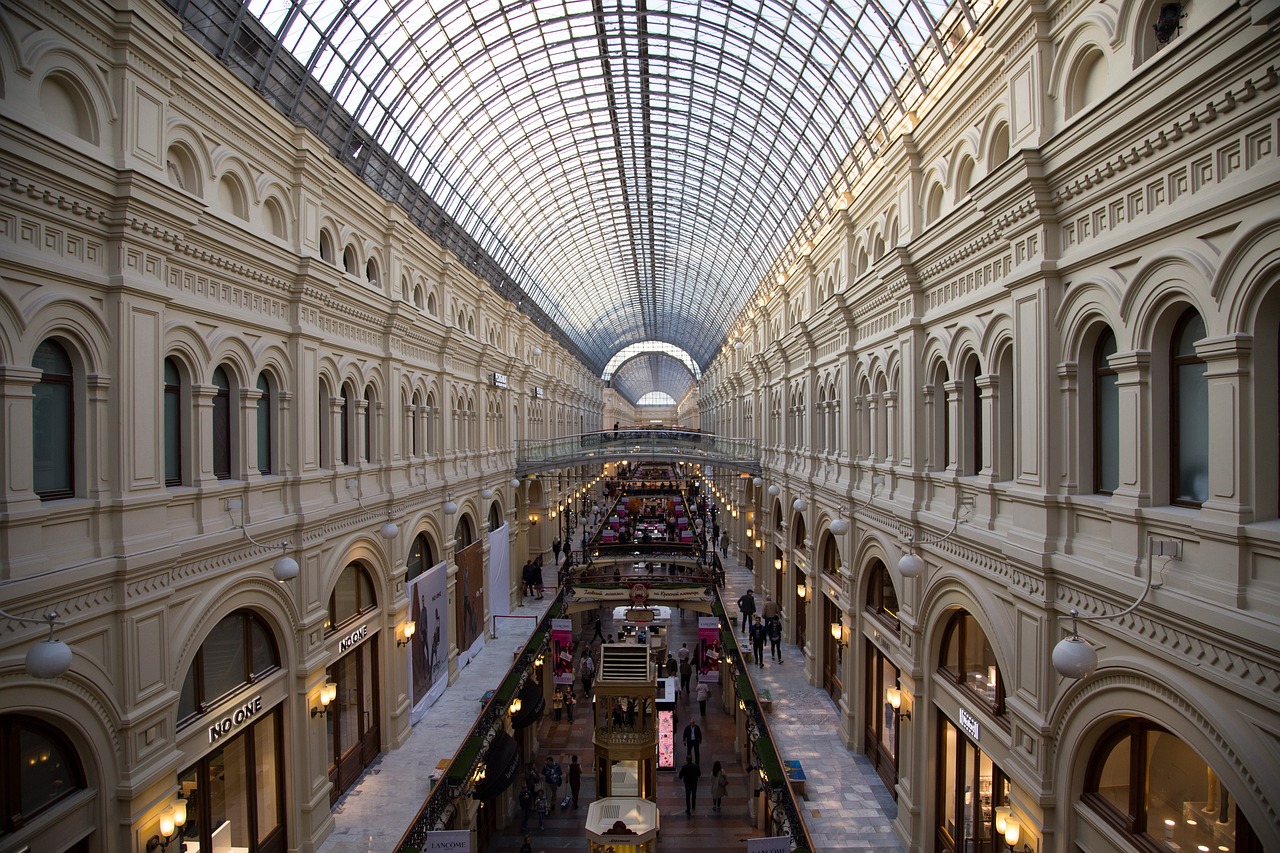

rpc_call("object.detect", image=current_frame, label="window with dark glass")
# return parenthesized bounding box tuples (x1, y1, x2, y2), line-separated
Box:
(405, 533, 437, 583)
(0, 715, 87, 834)
(177, 710, 284, 853)
(1093, 330, 1119, 494)
(339, 383, 353, 465)
(1085, 719, 1264, 853)
(327, 563, 377, 632)
(318, 379, 330, 467)
(256, 374, 272, 475)
(212, 366, 232, 479)
(363, 386, 373, 462)
(165, 358, 184, 486)
(1171, 310, 1208, 505)
(178, 611, 280, 726)
(864, 560, 900, 632)
(32, 339, 74, 499)
(966, 360, 983, 475)
(939, 610, 1004, 716)
(937, 717, 1010, 853)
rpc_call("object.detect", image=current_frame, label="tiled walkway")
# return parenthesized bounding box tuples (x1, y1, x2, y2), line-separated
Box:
(316, 526, 901, 853)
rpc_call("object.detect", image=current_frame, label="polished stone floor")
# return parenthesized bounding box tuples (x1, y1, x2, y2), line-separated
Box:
(316, 522, 901, 853)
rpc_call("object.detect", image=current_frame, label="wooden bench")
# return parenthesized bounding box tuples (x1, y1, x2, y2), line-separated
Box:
(784, 759, 806, 798)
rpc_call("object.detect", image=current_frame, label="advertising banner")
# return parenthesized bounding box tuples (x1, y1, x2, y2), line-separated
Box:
(551, 617, 575, 685)
(455, 540, 485, 668)
(408, 560, 449, 724)
(697, 616, 721, 682)
(424, 829, 471, 852)
(487, 522, 511, 619)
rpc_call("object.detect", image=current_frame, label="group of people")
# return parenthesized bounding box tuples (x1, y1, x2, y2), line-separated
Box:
(738, 589, 785, 665)
(677, 719, 730, 816)
(520, 557, 546, 600)
(518, 754, 583, 832)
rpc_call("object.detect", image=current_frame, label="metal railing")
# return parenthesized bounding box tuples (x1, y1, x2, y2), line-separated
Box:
(515, 429, 760, 474)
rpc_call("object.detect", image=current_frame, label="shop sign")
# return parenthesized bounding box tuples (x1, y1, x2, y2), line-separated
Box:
(747, 837, 792, 853)
(337, 624, 369, 654)
(959, 707, 981, 742)
(208, 695, 263, 744)
(424, 829, 471, 851)
(491, 372, 508, 388)
(532, 387, 545, 399)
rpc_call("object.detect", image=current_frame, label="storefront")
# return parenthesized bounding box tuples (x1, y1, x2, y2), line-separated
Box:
(821, 594, 842, 700)
(936, 710, 1011, 853)
(324, 563, 382, 804)
(173, 610, 288, 853)
(863, 639, 899, 792)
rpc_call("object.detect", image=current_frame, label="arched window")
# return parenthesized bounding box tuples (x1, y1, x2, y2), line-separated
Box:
(964, 358, 984, 476)
(339, 382, 354, 465)
(165, 358, 185, 486)
(342, 244, 358, 276)
(33, 340, 75, 500)
(405, 532, 437, 583)
(1093, 330, 1119, 494)
(363, 386, 374, 462)
(256, 373, 273, 475)
(488, 501, 503, 532)
(0, 715, 88, 836)
(319, 229, 334, 263)
(931, 363, 951, 471)
(1084, 719, 1265, 852)
(318, 378, 332, 468)
(424, 392, 438, 456)
(1171, 310, 1208, 505)
(455, 515, 476, 551)
(328, 563, 377, 632)
(939, 610, 1003, 716)
(178, 610, 280, 726)
(864, 560, 900, 633)
(212, 366, 232, 480)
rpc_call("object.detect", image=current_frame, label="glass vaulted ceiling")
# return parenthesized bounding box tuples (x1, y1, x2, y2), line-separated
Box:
(184, 0, 989, 373)
(611, 352, 697, 407)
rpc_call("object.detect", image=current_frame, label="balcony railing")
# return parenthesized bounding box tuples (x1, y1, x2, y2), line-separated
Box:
(515, 429, 760, 474)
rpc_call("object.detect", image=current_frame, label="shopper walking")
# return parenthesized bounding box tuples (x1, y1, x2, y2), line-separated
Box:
(737, 589, 756, 633)
(679, 657, 693, 696)
(542, 755, 563, 806)
(682, 720, 703, 765)
(696, 680, 710, 717)
(678, 756, 701, 815)
(712, 761, 729, 811)
(768, 615, 784, 663)
(750, 616, 767, 666)
(568, 755, 583, 809)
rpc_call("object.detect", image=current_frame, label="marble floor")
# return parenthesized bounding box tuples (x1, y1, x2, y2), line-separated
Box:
(316, 524, 901, 853)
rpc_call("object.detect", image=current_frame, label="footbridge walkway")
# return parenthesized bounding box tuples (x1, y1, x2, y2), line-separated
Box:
(515, 428, 760, 476)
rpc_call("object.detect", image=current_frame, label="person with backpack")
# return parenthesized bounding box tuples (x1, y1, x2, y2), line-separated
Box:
(542, 755, 563, 807)
(737, 589, 756, 633)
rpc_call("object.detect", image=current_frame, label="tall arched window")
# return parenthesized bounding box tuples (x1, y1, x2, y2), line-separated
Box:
(0, 715, 88, 838)
(1084, 719, 1265, 852)
(318, 378, 331, 468)
(32, 339, 74, 499)
(1171, 310, 1208, 505)
(212, 366, 232, 479)
(1093, 330, 1119, 494)
(940, 610, 1003, 716)
(338, 382, 353, 465)
(165, 358, 184, 486)
(363, 386, 373, 462)
(256, 373, 273, 475)
(178, 610, 280, 726)
(328, 563, 377, 632)
(964, 358, 984, 476)
(864, 560, 900, 633)
(405, 532, 437, 583)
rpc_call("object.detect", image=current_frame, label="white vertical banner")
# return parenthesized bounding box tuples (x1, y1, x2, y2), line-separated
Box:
(487, 521, 511, 620)
(407, 560, 449, 724)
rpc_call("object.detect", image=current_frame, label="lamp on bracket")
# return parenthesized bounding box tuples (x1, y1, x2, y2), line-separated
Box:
(443, 494, 459, 515)
(344, 479, 400, 541)
(145, 796, 188, 852)
(766, 484, 780, 497)
(226, 499, 299, 581)
(885, 684, 911, 721)
(480, 487, 494, 500)
(896, 495, 975, 580)
(510, 478, 521, 489)
(1052, 536, 1179, 679)
(752, 476, 763, 488)
(0, 607, 72, 678)
(792, 496, 808, 512)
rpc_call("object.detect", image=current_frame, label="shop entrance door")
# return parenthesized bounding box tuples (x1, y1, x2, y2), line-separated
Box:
(329, 640, 380, 803)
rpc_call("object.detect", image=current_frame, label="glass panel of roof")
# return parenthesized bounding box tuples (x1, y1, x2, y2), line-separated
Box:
(229, 0, 986, 371)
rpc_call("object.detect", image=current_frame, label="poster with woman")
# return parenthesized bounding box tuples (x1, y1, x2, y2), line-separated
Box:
(455, 540, 485, 667)
(408, 560, 448, 723)
(551, 618, 575, 685)
(697, 616, 721, 682)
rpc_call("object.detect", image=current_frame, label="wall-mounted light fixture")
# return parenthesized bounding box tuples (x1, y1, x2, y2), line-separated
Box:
(145, 796, 188, 852)
(0, 607, 72, 679)
(312, 681, 338, 718)
(509, 697, 523, 716)
(994, 807, 1033, 850)
(443, 494, 459, 515)
(397, 620, 416, 647)
(480, 487, 494, 500)
(510, 478, 521, 489)
(830, 622, 847, 648)
(755, 538, 763, 550)
(752, 477, 763, 488)
(528, 513, 539, 526)
(792, 497, 808, 512)
(885, 685, 911, 721)
(746, 527, 754, 539)
(345, 479, 400, 541)
(796, 583, 807, 600)
(773, 557, 783, 572)
(226, 499, 299, 581)
(767, 484, 780, 497)
(896, 495, 975, 580)
(1052, 537, 1178, 679)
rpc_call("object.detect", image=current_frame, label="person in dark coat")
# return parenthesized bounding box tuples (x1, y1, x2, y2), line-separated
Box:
(568, 754, 583, 808)
(677, 756, 701, 815)
(750, 616, 767, 667)
(682, 720, 703, 765)
(737, 589, 756, 633)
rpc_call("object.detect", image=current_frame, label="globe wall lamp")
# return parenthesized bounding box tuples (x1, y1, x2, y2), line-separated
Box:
(226, 498, 299, 581)
(443, 494, 459, 515)
(0, 607, 72, 678)
(896, 495, 976, 580)
(885, 684, 911, 720)
(311, 681, 338, 719)
(752, 477, 763, 488)
(146, 796, 188, 852)
(345, 479, 400, 540)
(792, 497, 808, 512)
(510, 478, 521, 489)
(481, 487, 494, 500)
(767, 484, 780, 497)
(1052, 536, 1178, 679)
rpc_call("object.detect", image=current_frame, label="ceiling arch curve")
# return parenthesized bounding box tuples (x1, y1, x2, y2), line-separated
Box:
(194, 0, 991, 371)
